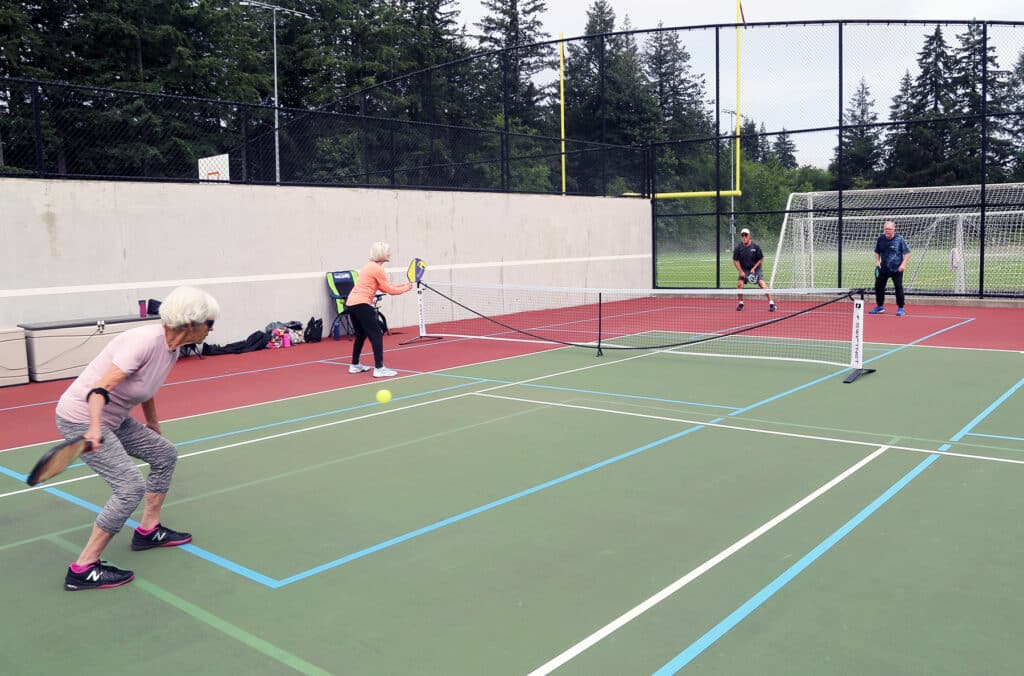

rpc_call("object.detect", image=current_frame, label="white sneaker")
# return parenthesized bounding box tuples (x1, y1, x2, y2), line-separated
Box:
(373, 366, 397, 378)
(348, 364, 371, 374)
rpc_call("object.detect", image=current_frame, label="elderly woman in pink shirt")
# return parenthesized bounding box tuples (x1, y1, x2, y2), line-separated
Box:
(56, 286, 219, 591)
(346, 241, 413, 378)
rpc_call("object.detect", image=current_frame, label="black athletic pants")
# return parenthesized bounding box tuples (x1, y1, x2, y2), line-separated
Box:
(349, 303, 385, 368)
(875, 269, 905, 308)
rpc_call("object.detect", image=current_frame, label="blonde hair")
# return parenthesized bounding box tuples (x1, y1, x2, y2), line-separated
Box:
(159, 286, 221, 328)
(369, 241, 391, 262)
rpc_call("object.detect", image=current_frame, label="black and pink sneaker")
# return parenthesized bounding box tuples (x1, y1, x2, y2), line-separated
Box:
(64, 560, 134, 591)
(131, 523, 192, 551)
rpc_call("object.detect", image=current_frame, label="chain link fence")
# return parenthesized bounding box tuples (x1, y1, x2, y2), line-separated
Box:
(0, 77, 645, 195)
(2, 19, 1023, 294)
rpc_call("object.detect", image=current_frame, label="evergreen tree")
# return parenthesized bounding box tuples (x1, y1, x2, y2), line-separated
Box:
(948, 20, 1013, 182)
(772, 129, 797, 170)
(830, 77, 882, 189)
(603, 16, 660, 147)
(881, 70, 914, 186)
(475, 0, 553, 130)
(1009, 49, 1024, 180)
(304, 0, 409, 113)
(642, 24, 710, 142)
(758, 122, 771, 162)
(905, 25, 957, 184)
(739, 117, 759, 161)
(564, 0, 616, 146)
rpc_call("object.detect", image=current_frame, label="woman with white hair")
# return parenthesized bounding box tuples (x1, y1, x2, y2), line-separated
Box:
(347, 241, 413, 377)
(56, 286, 220, 591)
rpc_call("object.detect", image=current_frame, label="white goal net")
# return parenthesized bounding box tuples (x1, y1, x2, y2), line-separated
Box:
(769, 183, 1024, 295)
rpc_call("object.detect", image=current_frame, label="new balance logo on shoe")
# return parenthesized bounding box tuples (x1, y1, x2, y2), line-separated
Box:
(131, 523, 192, 551)
(64, 561, 134, 591)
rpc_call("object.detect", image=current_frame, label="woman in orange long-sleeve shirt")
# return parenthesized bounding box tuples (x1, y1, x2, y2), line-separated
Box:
(347, 241, 413, 378)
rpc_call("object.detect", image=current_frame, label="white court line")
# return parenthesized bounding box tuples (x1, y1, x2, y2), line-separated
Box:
(526, 446, 891, 676)
(0, 349, 656, 500)
(478, 392, 1024, 466)
(6, 361, 1022, 500)
(6, 360, 1023, 499)
(0, 339, 568, 454)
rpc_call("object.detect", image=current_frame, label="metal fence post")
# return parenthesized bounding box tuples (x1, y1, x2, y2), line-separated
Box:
(360, 94, 369, 185)
(714, 26, 721, 289)
(836, 22, 845, 289)
(599, 34, 607, 195)
(32, 83, 44, 177)
(501, 51, 510, 192)
(979, 22, 988, 298)
(241, 104, 250, 183)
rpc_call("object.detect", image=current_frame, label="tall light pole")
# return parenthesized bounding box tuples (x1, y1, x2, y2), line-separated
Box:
(239, 1, 312, 184)
(722, 108, 737, 250)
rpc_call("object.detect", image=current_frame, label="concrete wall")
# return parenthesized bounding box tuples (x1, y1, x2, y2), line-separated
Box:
(0, 179, 652, 342)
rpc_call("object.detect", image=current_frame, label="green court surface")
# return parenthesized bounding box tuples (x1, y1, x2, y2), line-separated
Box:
(1, 342, 1022, 675)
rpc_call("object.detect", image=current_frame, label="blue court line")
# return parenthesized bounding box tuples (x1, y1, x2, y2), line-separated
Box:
(651, 453, 941, 675)
(274, 423, 710, 587)
(52, 381, 483, 470)
(2, 422, 712, 588)
(0, 469, 279, 585)
(0, 465, 31, 483)
(651, 376, 1022, 674)
(2, 327, 999, 590)
(707, 317, 978, 421)
(965, 432, 1024, 443)
(173, 381, 479, 447)
(55, 374, 736, 470)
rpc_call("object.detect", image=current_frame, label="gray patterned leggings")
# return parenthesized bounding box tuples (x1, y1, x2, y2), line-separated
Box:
(55, 415, 179, 534)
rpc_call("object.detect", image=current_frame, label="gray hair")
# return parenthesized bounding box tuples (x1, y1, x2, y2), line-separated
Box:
(369, 241, 391, 262)
(159, 286, 221, 328)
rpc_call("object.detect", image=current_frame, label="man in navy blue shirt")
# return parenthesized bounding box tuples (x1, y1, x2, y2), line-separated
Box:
(871, 221, 911, 316)
(733, 228, 775, 312)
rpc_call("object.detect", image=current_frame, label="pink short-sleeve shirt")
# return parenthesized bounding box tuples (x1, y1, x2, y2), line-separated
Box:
(56, 324, 178, 428)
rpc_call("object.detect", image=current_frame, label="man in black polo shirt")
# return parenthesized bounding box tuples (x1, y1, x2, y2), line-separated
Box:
(733, 227, 776, 312)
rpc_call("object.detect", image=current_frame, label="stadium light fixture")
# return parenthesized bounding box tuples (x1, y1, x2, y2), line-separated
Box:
(239, 1, 314, 184)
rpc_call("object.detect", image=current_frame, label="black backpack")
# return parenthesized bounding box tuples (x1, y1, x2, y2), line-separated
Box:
(201, 330, 270, 356)
(304, 317, 324, 343)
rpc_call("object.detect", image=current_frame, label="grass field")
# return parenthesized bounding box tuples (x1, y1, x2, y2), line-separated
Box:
(655, 249, 1024, 293)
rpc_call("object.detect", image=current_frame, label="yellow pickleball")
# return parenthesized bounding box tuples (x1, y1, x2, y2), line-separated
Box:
(375, 389, 392, 404)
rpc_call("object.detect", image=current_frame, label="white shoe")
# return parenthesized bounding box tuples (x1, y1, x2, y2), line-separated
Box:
(373, 366, 397, 378)
(349, 364, 371, 374)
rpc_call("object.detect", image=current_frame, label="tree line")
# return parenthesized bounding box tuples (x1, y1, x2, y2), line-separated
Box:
(1, 3, 1021, 199)
(833, 23, 1024, 190)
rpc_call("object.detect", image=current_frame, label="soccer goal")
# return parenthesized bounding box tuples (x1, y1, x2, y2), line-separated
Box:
(769, 183, 1024, 295)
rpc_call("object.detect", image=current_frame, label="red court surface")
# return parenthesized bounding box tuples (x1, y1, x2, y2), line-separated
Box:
(1, 301, 1020, 450)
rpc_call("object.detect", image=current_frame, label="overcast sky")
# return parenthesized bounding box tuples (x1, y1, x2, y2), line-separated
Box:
(452, 1, 1024, 167)
(454, 1, 1024, 39)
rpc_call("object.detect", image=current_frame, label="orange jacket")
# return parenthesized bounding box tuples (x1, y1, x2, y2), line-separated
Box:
(347, 261, 407, 306)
